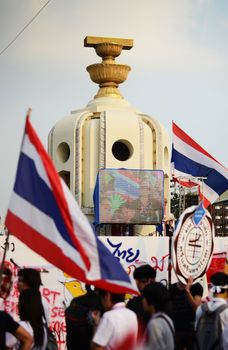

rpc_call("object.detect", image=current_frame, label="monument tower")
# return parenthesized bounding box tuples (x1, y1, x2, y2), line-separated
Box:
(48, 36, 170, 235)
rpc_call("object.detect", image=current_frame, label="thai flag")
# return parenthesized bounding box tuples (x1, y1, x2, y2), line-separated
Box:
(171, 121, 228, 208)
(5, 111, 137, 295)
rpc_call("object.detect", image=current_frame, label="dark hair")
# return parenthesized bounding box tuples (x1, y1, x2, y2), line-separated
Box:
(19, 289, 45, 346)
(69, 291, 103, 315)
(133, 265, 156, 280)
(210, 272, 228, 293)
(142, 282, 170, 312)
(99, 290, 125, 304)
(18, 268, 42, 289)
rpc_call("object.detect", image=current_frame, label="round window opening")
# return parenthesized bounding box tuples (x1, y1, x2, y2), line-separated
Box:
(112, 140, 133, 161)
(56, 142, 70, 163)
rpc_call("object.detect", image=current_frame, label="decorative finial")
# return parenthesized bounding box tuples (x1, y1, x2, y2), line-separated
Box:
(84, 36, 133, 99)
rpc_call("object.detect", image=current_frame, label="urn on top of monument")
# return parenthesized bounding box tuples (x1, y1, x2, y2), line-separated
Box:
(84, 36, 133, 99)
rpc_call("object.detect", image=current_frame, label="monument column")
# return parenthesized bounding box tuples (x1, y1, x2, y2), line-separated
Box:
(48, 36, 171, 235)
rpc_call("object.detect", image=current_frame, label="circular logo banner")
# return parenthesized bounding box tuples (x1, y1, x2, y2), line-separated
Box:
(172, 205, 214, 285)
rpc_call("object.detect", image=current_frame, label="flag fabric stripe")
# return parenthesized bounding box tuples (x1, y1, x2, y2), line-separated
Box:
(172, 149, 227, 195)
(8, 192, 86, 269)
(60, 181, 102, 280)
(5, 114, 137, 295)
(14, 153, 76, 248)
(173, 121, 221, 164)
(172, 121, 228, 207)
(61, 181, 132, 285)
(173, 134, 227, 177)
(6, 211, 87, 282)
(25, 118, 90, 269)
(173, 169, 217, 207)
(96, 238, 130, 281)
(23, 134, 51, 189)
(199, 183, 218, 207)
(86, 278, 138, 295)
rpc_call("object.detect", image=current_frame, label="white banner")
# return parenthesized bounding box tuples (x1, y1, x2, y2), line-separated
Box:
(0, 234, 227, 349)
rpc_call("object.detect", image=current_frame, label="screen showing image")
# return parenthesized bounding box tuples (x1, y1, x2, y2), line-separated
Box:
(98, 169, 164, 224)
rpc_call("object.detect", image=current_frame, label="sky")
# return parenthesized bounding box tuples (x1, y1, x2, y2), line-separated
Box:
(0, 0, 227, 219)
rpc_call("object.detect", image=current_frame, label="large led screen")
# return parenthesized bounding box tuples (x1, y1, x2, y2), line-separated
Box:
(97, 169, 164, 224)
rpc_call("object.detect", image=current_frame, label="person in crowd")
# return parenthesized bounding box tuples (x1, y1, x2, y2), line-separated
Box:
(0, 262, 13, 311)
(141, 282, 175, 350)
(11, 288, 47, 350)
(127, 264, 156, 340)
(17, 268, 49, 323)
(0, 310, 33, 350)
(195, 272, 228, 350)
(91, 290, 138, 350)
(0, 264, 33, 350)
(165, 218, 174, 237)
(65, 285, 103, 350)
(223, 318, 228, 349)
(17, 268, 42, 292)
(169, 276, 203, 350)
(156, 223, 163, 237)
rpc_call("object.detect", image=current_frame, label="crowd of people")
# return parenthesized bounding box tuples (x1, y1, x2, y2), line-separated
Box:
(1, 264, 228, 349)
(64, 265, 228, 350)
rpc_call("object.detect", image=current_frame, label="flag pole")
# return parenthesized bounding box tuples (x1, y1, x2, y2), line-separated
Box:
(168, 233, 172, 289)
(0, 226, 10, 287)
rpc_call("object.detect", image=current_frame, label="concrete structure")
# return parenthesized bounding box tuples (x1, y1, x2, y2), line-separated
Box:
(48, 36, 171, 235)
(211, 190, 228, 236)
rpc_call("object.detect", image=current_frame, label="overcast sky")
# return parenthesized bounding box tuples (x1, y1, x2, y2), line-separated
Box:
(0, 0, 227, 219)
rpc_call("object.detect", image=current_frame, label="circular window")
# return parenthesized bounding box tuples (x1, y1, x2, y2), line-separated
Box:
(56, 142, 70, 163)
(112, 140, 133, 161)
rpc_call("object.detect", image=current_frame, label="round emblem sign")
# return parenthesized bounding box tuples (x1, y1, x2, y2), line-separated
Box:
(172, 205, 214, 285)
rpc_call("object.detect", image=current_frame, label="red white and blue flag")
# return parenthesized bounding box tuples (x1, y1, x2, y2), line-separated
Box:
(5, 111, 137, 295)
(171, 121, 228, 208)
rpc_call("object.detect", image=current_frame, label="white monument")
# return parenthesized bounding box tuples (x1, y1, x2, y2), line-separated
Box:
(48, 36, 171, 235)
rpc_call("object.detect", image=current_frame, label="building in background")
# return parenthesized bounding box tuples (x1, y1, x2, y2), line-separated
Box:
(210, 190, 228, 236)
